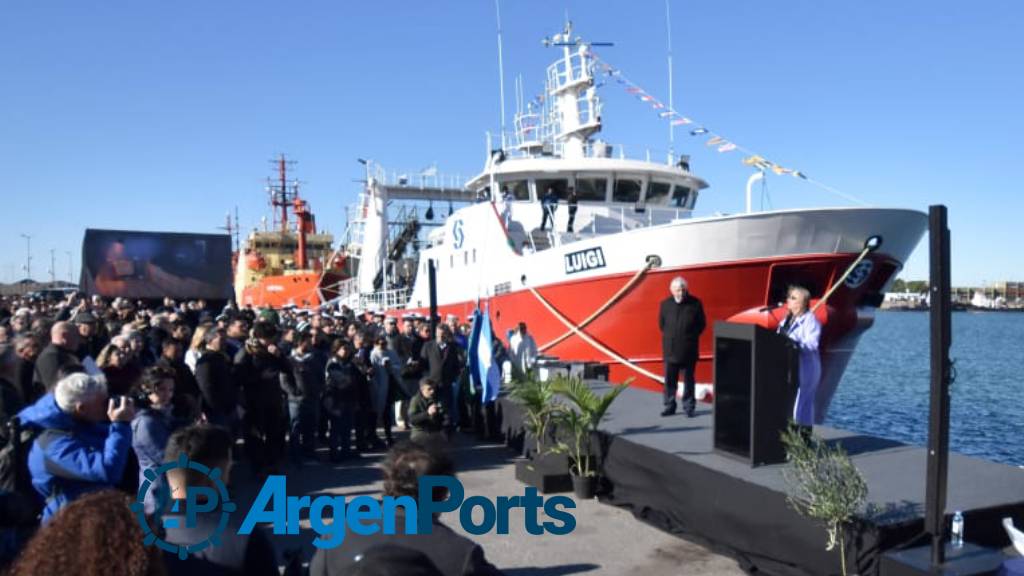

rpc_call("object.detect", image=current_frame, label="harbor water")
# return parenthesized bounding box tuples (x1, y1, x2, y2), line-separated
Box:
(827, 311, 1024, 467)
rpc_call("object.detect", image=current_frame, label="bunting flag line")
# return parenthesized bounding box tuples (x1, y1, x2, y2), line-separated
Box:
(584, 51, 866, 205)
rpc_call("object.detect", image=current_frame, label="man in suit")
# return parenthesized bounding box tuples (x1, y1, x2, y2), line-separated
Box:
(658, 276, 706, 417)
(419, 325, 462, 430)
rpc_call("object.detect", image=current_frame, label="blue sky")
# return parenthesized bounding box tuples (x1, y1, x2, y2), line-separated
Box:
(1, 1, 1021, 286)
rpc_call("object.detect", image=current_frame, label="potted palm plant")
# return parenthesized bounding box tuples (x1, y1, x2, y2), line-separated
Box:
(508, 373, 572, 493)
(551, 376, 629, 499)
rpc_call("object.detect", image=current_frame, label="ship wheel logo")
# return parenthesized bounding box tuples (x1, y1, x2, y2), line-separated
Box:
(131, 453, 236, 559)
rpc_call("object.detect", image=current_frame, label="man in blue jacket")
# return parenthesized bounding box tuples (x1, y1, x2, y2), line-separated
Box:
(16, 372, 135, 522)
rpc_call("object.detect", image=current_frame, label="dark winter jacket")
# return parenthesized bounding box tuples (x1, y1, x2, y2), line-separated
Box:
(131, 405, 183, 513)
(280, 349, 327, 403)
(194, 351, 236, 418)
(13, 356, 42, 406)
(309, 511, 502, 576)
(33, 343, 81, 392)
(420, 340, 462, 387)
(233, 347, 287, 411)
(323, 357, 363, 415)
(16, 393, 132, 522)
(658, 294, 707, 365)
(408, 392, 447, 434)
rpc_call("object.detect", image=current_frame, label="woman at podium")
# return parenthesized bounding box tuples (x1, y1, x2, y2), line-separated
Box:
(778, 286, 821, 429)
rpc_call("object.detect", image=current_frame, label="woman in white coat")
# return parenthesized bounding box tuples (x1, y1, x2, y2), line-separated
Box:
(778, 285, 822, 428)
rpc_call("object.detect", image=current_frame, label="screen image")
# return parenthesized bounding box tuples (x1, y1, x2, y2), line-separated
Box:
(80, 229, 232, 300)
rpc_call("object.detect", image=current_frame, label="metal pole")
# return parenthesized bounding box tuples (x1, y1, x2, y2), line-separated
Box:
(665, 0, 675, 159)
(49, 249, 56, 284)
(428, 258, 438, 335)
(65, 251, 72, 283)
(495, 0, 508, 150)
(925, 204, 952, 567)
(20, 234, 32, 282)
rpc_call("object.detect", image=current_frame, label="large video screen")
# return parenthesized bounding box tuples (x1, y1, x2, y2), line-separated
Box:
(80, 229, 232, 300)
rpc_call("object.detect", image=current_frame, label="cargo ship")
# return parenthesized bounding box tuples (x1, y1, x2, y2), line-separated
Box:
(233, 155, 348, 308)
(336, 23, 927, 423)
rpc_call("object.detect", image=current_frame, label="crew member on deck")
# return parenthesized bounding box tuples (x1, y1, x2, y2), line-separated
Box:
(778, 285, 821, 430)
(658, 277, 705, 417)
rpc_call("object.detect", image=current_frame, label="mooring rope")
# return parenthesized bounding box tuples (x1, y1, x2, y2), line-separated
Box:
(538, 259, 657, 353)
(527, 283, 664, 384)
(811, 243, 874, 314)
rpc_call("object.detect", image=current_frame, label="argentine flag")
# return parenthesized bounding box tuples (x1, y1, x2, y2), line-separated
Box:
(468, 305, 501, 403)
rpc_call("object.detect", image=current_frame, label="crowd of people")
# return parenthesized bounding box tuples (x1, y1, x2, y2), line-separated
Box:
(0, 291, 541, 575)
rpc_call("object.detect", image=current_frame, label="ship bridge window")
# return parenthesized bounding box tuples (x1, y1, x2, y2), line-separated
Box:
(672, 186, 691, 208)
(536, 178, 569, 201)
(646, 181, 672, 205)
(575, 177, 607, 201)
(613, 177, 643, 203)
(503, 179, 530, 200)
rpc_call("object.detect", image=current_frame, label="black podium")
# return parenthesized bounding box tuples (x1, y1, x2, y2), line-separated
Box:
(713, 320, 799, 467)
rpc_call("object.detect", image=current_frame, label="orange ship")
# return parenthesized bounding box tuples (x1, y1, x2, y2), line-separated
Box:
(233, 155, 347, 308)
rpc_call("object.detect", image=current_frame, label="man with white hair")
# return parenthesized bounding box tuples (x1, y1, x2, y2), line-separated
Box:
(658, 276, 706, 417)
(16, 372, 135, 522)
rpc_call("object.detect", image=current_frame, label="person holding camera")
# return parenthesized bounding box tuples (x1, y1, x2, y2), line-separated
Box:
(130, 365, 184, 514)
(16, 372, 135, 522)
(407, 378, 448, 445)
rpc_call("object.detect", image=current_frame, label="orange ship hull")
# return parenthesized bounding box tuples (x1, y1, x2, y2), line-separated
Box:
(239, 271, 345, 308)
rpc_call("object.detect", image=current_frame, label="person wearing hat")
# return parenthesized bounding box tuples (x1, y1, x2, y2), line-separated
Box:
(73, 311, 107, 362)
(280, 322, 326, 465)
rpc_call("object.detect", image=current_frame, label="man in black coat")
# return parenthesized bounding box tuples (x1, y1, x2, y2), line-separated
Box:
(658, 276, 706, 417)
(234, 321, 288, 476)
(419, 325, 462, 429)
(33, 321, 81, 392)
(280, 327, 326, 463)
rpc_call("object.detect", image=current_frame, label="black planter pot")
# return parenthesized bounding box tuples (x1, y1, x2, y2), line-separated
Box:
(571, 474, 597, 499)
(514, 452, 573, 494)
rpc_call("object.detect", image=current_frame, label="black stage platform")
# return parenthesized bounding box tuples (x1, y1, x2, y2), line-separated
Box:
(497, 382, 1024, 576)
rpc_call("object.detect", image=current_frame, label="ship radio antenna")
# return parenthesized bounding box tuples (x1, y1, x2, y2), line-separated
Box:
(495, 0, 508, 150)
(665, 0, 676, 161)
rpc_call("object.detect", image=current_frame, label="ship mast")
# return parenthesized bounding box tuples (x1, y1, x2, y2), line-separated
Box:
(268, 154, 298, 234)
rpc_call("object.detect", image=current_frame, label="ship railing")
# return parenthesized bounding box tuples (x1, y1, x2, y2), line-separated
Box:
(367, 162, 467, 191)
(498, 133, 686, 167)
(357, 286, 411, 311)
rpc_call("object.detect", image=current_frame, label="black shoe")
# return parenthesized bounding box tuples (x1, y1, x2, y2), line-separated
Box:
(660, 406, 676, 417)
(685, 409, 695, 418)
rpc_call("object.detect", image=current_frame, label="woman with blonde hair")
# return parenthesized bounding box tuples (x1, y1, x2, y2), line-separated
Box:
(185, 323, 212, 373)
(778, 285, 822, 431)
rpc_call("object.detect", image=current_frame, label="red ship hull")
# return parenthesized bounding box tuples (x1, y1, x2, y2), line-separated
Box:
(241, 271, 346, 308)
(405, 251, 898, 421)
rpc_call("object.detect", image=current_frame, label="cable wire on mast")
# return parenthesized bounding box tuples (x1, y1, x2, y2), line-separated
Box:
(495, 0, 508, 150)
(666, 0, 675, 161)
